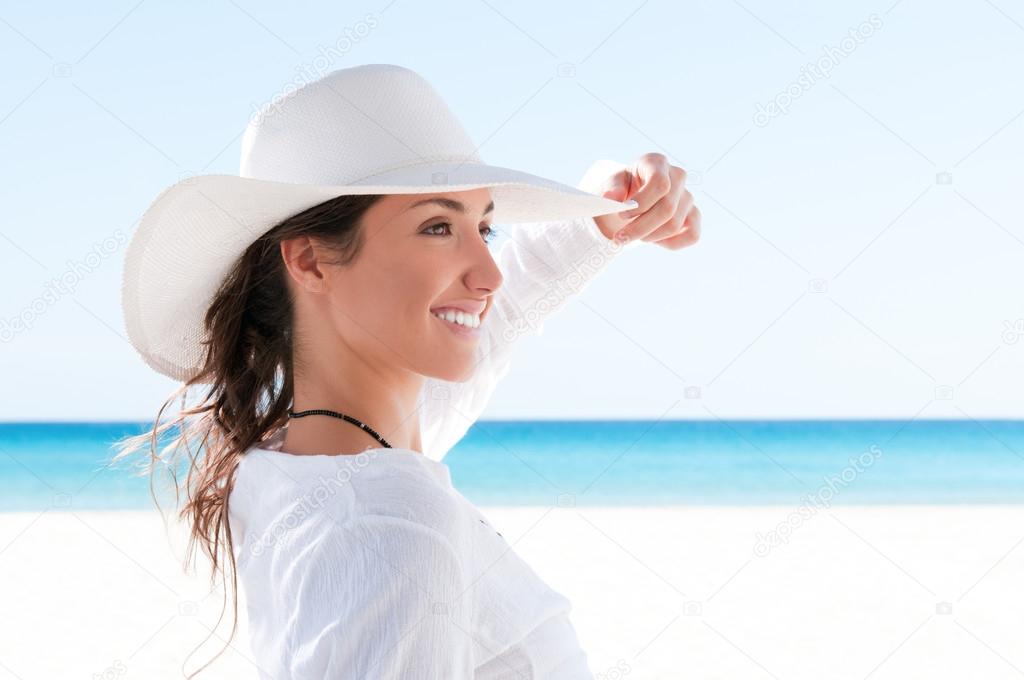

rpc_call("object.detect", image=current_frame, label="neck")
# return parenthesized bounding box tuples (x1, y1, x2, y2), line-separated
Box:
(283, 358, 425, 456)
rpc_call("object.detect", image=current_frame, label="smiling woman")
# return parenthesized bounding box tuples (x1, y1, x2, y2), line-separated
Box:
(277, 187, 508, 428)
(418, 195, 500, 338)
(112, 63, 662, 679)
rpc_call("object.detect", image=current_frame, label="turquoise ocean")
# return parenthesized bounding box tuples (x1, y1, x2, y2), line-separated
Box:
(1, 420, 1022, 511)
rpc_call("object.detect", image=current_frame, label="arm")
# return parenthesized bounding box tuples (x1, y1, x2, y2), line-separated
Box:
(418, 165, 631, 461)
(418, 154, 698, 461)
(281, 515, 474, 679)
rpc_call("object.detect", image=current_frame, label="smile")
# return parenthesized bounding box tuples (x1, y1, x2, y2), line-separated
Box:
(431, 309, 482, 338)
(431, 308, 481, 328)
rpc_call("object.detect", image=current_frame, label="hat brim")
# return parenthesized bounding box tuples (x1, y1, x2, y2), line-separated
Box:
(122, 161, 636, 383)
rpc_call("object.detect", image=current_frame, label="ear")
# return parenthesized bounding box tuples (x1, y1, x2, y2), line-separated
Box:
(280, 236, 328, 294)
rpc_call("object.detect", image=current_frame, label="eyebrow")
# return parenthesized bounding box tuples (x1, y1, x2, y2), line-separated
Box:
(405, 197, 495, 217)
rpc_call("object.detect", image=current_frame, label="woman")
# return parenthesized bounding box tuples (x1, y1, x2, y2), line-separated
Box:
(115, 64, 699, 678)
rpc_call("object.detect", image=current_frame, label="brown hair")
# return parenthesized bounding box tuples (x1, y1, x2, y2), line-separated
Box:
(111, 192, 384, 678)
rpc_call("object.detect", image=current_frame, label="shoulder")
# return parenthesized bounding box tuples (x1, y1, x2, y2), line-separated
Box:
(315, 514, 464, 567)
(348, 468, 466, 533)
(278, 511, 467, 577)
(232, 448, 463, 532)
(274, 514, 470, 630)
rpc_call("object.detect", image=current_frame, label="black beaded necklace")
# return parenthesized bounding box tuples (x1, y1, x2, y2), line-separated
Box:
(288, 409, 502, 537)
(287, 408, 392, 449)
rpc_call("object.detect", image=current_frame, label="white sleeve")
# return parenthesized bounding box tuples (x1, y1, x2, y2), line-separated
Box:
(419, 209, 627, 461)
(281, 515, 474, 679)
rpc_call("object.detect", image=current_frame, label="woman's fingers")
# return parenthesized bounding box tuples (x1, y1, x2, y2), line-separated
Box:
(616, 157, 685, 242)
(617, 154, 673, 216)
(649, 204, 701, 250)
(593, 152, 701, 251)
(642, 189, 695, 243)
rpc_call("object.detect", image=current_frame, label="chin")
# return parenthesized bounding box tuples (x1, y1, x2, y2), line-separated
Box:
(425, 357, 479, 384)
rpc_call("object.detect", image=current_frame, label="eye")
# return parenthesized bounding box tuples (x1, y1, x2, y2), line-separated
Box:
(480, 225, 499, 244)
(422, 222, 499, 245)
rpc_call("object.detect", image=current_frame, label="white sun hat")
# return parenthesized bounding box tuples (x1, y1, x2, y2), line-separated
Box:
(121, 63, 636, 383)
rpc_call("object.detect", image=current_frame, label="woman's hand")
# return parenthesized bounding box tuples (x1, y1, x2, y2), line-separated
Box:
(583, 153, 701, 250)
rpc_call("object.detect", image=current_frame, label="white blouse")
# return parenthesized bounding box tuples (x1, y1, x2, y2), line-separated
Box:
(228, 211, 627, 679)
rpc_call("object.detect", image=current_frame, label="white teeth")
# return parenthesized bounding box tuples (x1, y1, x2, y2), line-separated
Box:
(432, 309, 481, 328)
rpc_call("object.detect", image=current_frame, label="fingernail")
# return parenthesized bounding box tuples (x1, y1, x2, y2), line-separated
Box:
(615, 229, 631, 243)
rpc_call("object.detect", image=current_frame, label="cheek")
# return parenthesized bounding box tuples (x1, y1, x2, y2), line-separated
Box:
(389, 247, 455, 297)
(334, 260, 446, 336)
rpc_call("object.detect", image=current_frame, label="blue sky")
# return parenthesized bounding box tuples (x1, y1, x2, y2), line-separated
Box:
(1, 1, 1022, 420)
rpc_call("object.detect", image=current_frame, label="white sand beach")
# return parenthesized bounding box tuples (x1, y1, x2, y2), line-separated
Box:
(2, 505, 1022, 679)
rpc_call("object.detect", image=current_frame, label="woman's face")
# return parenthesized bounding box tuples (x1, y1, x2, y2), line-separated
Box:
(290, 188, 503, 383)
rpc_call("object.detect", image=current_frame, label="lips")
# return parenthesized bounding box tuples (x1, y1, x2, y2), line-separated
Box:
(433, 312, 482, 337)
(429, 298, 489, 320)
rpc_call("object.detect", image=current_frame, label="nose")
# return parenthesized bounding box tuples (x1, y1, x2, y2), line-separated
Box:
(464, 235, 503, 300)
